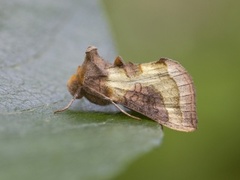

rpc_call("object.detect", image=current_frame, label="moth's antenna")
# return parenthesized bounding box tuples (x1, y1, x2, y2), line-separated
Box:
(54, 90, 79, 114)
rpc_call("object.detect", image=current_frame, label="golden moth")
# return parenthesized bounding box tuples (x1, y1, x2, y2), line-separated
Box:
(55, 46, 197, 132)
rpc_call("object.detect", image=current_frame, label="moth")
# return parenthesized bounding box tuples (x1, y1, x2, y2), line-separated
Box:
(55, 46, 197, 132)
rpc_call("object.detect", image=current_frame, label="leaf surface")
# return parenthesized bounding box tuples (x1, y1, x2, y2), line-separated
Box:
(0, 0, 163, 179)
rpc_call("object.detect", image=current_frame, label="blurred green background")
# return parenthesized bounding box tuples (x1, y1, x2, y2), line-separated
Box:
(103, 0, 240, 179)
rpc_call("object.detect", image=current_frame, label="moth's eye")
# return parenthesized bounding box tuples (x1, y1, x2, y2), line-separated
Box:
(67, 75, 81, 97)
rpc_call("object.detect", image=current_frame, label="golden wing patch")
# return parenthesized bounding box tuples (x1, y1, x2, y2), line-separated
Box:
(106, 59, 197, 132)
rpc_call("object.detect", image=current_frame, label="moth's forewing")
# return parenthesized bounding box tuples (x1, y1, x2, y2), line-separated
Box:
(106, 59, 197, 132)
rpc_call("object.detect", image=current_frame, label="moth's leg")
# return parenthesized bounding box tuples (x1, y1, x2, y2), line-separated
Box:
(54, 93, 78, 114)
(86, 86, 141, 120)
(109, 100, 140, 120)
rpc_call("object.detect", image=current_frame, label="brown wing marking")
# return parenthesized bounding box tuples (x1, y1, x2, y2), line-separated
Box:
(122, 83, 169, 122)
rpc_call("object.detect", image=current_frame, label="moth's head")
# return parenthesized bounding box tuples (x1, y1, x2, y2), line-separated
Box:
(67, 66, 83, 99)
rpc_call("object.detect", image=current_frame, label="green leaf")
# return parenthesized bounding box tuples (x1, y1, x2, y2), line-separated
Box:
(0, 0, 163, 179)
